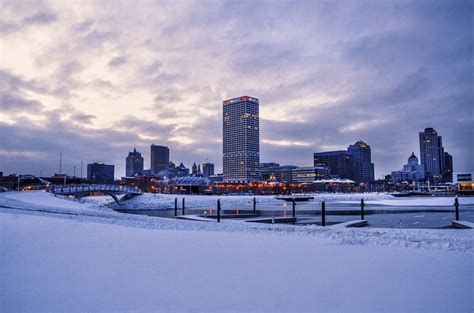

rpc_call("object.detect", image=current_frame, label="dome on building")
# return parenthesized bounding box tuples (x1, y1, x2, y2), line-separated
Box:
(408, 152, 418, 165)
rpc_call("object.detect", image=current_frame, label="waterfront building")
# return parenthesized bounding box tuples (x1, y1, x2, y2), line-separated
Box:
(419, 128, 445, 179)
(313, 151, 353, 179)
(176, 163, 189, 177)
(390, 153, 425, 182)
(443, 152, 453, 182)
(125, 148, 144, 177)
(260, 165, 298, 183)
(202, 163, 215, 178)
(453, 172, 474, 195)
(87, 163, 114, 182)
(291, 166, 330, 184)
(260, 162, 280, 169)
(223, 96, 260, 182)
(348, 141, 375, 183)
(150, 144, 169, 175)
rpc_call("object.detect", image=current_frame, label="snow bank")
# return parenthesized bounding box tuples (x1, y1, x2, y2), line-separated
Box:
(112, 193, 278, 210)
(107, 192, 394, 210)
(1, 213, 472, 313)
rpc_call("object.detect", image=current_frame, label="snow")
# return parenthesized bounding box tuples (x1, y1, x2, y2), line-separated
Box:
(1, 191, 473, 312)
(106, 192, 395, 211)
(1, 212, 472, 313)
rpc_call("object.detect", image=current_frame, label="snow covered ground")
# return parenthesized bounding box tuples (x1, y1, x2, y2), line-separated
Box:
(81, 192, 474, 211)
(0, 191, 473, 312)
(99, 192, 398, 211)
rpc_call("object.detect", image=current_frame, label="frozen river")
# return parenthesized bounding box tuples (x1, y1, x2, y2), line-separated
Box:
(116, 197, 474, 229)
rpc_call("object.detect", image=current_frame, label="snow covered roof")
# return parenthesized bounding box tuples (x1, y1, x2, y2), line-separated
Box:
(313, 178, 355, 184)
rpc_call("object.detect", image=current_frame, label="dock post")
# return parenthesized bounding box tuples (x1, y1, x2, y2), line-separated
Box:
(182, 198, 185, 216)
(217, 199, 221, 222)
(360, 198, 365, 220)
(292, 199, 296, 218)
(253, 197, 256, 215)
(321, 201, 326, 226)
(455, 196, 459, 221)
(174, 197, 178, 217)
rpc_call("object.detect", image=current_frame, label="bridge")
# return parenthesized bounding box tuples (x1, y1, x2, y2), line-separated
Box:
(47, 184, 143, 204)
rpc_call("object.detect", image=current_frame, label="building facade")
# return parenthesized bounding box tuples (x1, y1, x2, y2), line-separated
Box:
(443, 152, 453, 182)
(150, 144, 169, 175)
(453, 172, 474, 194)
(391, 153, 425, 182)
(87, 163, 114, 182)
(313, 150, 353, 179)
(419, 128, 445, 179)
(202, 163, 215, 178)
(260, 165, 298, 183)
(291, 166, 330, 184)
(125, 148, 144, 177)
(348, 141, 375, 184)
(223, 96, 260, 182)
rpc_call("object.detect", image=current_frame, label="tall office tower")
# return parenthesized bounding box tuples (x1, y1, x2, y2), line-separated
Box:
(202, 163, 215, 178)
(419, 128, 445, 179)
(313, 151, 354, 179)
(125, 148, 144, 177)
(443, 151, 453, 182)
(150, 144, 169, 175)
(348, 141, 375, 183)
(223, 96, 260, 182)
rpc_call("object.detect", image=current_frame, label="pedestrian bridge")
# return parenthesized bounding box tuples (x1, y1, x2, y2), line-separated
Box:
(47, 184, 143, 204)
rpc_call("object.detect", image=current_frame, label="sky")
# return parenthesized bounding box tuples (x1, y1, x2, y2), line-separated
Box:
(0, 0, 472, 179)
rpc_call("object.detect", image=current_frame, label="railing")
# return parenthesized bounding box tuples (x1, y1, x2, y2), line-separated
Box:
(48, 184, 143, 194)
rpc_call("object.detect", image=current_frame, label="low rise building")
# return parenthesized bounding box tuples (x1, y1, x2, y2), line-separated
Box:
(391, 153, 425, 182)
(453, 172, 474, 195)
(292, 166, 330, 184)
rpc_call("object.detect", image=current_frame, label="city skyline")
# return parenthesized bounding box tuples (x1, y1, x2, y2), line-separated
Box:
(1, 1, 472, 178)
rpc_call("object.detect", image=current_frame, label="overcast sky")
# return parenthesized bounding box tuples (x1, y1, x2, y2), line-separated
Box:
(0, 0, 472, 179)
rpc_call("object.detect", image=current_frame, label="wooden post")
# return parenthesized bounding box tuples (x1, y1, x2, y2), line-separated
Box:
(360, 198, 365, 220)
(182, 198, 185, 216)
(292, 199, 296, 218)
(321, 201, 326, 226)
(455, 196, 459, 221)
(174, 197, 178, 217)
(217, 199, 221, 222)
(253, 197, 256, 215)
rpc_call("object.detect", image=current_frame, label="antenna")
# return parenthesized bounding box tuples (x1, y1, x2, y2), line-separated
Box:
(59, 152, 62, 175)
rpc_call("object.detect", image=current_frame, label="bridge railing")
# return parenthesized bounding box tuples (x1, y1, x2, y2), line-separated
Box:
(47, 184, 143, 195)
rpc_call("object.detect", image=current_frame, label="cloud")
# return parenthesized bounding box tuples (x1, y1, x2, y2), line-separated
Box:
(108, 56, 127, 67)
(0, 0, 472, 178)
(0, 10, 57, 34)
(23, 12, 57, 25)
(0, 92, 44, 112)
(71, 112, 96, 125)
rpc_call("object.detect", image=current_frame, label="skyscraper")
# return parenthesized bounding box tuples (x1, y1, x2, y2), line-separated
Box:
(125, 148, 144, 177)
(348, 141, 375, 183)
(202, 163, 215, 178)
(443, 151, 453, 182)
(419, 128, 445, 179)
(150, 144, 169, 175)
(313, 151, 353, 179)
(223, 96, 260, 182)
